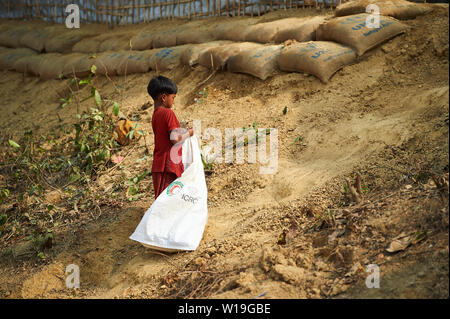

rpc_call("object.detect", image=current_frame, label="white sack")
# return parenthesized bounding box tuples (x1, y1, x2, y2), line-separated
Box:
(129, 135, 208, 252)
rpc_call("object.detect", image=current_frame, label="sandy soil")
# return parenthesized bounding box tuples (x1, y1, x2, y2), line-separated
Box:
(0, 5, 448, 299)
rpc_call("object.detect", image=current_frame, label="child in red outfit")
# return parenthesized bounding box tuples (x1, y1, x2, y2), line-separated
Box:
(147, 76, 193, 199)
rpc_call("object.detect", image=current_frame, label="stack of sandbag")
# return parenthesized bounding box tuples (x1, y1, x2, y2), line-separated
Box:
(0, 47, 38, 71)
(316, 13, 408, 56)
(335, 0, 433, 20)
(181, 41, 232, 66)
(19, 25, 67, 52)
(278, 41, 357, 83)
(198, 42, 262, 70)
(116, 50, 155, 75)
(0, 25, 36, 48)
(228, 44, 283, 80)
(245, 17, 326, 44)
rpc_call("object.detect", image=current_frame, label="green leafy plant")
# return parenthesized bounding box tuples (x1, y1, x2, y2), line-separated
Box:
(241, 122, 271, 146)
(0, 188, 10, 204)
(126, 169, 151, 201)
(201, 152, 214, 171)
(196, 87, 208, 104)
(72, 107, 115, 179)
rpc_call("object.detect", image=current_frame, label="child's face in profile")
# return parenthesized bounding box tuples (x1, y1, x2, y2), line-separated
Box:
(162, 93, 176, 108)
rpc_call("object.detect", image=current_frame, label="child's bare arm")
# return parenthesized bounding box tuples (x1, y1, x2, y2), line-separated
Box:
(170, 128, 194, 145)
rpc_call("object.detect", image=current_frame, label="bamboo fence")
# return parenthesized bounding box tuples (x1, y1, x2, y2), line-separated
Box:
(0, 0, 349, 25)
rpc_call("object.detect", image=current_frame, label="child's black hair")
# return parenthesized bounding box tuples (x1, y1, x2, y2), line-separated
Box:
(147, 75, 178, 100)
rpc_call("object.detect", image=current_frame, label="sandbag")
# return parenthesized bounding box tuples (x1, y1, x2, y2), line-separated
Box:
(278, 41, 357, 83)
(0, 47, 38, 71)
(150, 45, 190, 71)
(152, 28, 179, 48)
(176, 25, 217, 46)
(335, 0, 433, 20)
(245, 18, 312, 43)
(130, 30, 156, 50)
(19, 26, 66, 52)
(316, 13, 408, 56)
(130, 135, 208, 252)
(0, 25, 35, 48)
(94, 51, 131, 76)
(214, 21, 255, 42)
(116, 50, 155, 75)
(45, 29, 98, 53)
(34, 53, 69, 80)
(181, 41, 232, 66)
(72, 36, 102, 53)
(198, 42, 262, 70)
(228, 44, 283, 80)
(98, 33, 133, 52)
(62, 53, 96, 78)
(12, 54, 41, 74)
(272, 16, 326, 43)
(13, 53, 68, 79)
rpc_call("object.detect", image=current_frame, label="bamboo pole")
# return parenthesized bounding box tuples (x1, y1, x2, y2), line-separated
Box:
(46, 0, 50, 22)
(151, 0, 154, 20)
(218, 0, 220, 16)
(193, 0, 196, 20)
(96, 0, 99, 23)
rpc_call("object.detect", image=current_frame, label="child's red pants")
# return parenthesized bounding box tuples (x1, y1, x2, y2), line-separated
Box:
(152, 171, 178, 199)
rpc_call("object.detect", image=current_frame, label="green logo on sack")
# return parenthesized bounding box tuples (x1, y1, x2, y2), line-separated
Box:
(167, 181, 183, 196)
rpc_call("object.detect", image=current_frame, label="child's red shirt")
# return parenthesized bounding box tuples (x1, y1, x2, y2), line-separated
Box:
(151, 106, 184, 177)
